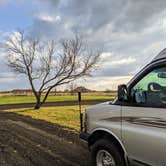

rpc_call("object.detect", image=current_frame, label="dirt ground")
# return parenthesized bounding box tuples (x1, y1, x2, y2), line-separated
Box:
(0, 111, 89, 166)
(0, 99, 108, 110)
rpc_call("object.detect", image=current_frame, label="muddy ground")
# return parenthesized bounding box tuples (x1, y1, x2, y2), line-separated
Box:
(0, 111, 89, 166)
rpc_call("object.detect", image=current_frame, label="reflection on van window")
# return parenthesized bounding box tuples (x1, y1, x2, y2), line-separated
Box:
(131, 67, 166, 107)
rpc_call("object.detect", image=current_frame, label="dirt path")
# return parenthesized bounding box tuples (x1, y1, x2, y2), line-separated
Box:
(0, 99, 110, 110)
(0, 111, 89, 166)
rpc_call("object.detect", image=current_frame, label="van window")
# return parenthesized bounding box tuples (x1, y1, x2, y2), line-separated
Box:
(131, 67, 166, 107)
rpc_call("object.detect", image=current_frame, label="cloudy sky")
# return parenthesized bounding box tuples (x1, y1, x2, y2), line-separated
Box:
(0, 0, 166, 91)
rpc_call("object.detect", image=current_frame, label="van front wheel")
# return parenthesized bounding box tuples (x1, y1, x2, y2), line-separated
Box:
(89, 139, 125, 166)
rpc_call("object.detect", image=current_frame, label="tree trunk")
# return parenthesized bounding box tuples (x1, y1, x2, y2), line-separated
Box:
(34, 101, 41, 109)
(34, 94, 41, 109)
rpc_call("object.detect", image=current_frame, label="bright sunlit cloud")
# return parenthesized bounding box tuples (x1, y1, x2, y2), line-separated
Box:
(36, 14, 61, 23)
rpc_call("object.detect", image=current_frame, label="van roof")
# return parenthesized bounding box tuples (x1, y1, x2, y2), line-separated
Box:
(152, 48, 166, 62)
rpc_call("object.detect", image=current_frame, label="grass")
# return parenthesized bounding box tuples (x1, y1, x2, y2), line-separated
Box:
(5, 106, 88, 132)
(0, 95, 115, 105)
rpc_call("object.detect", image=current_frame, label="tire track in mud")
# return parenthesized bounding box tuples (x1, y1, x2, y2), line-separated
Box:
(8, 120, 86, 165)
(0, 119, 88, 166)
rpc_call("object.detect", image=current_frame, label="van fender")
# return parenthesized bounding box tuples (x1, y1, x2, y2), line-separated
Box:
(89, 127, 129, 165)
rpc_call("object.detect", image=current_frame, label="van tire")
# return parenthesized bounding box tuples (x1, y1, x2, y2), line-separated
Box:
(89, 139, 125, 166)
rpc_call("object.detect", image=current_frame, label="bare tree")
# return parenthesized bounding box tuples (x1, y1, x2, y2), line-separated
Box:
(69, 82, 77, 95)
(4, 31, 100, 109)
(52, 87, 57, 96)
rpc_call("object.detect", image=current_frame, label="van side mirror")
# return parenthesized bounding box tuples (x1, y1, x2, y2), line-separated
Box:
(118, 84, 128, 101)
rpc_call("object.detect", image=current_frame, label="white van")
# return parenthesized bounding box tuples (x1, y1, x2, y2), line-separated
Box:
(80, 49, 166, 166)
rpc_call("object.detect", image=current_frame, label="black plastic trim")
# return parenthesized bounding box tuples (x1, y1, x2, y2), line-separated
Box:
(130, 158, 152, 166)
(79, 132, 90, 142)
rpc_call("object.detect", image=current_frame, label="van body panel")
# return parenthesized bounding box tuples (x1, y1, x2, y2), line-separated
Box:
(122, 106, 166, 166)
(87, 103, 122, 140)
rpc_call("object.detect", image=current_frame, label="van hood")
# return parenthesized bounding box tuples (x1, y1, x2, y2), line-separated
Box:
(87, 101, 111, 110)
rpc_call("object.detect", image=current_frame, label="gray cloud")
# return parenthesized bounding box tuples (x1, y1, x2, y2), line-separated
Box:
(31, 0, 166, 56)
(112, 0, 166, 32)
(32, 0, 166, 35)
(95, 67, 133, 77)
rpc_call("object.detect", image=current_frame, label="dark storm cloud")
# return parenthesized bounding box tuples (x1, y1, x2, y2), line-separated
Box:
(31, 0, 166, 61)
(33, 0, 166, 36)
(20, 0, 166, 81)
(113, 0, 166, 32)
(32, 0, 126, 38)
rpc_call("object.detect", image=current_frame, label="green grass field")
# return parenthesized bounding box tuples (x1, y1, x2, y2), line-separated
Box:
(5, 106, 88, 132)
(0, 95, 115, 105)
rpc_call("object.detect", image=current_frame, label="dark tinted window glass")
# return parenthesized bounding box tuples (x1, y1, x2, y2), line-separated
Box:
(131, 67, 166, 107)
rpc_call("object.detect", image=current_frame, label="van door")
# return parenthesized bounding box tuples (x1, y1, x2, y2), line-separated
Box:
(122, 67, 166, 166)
